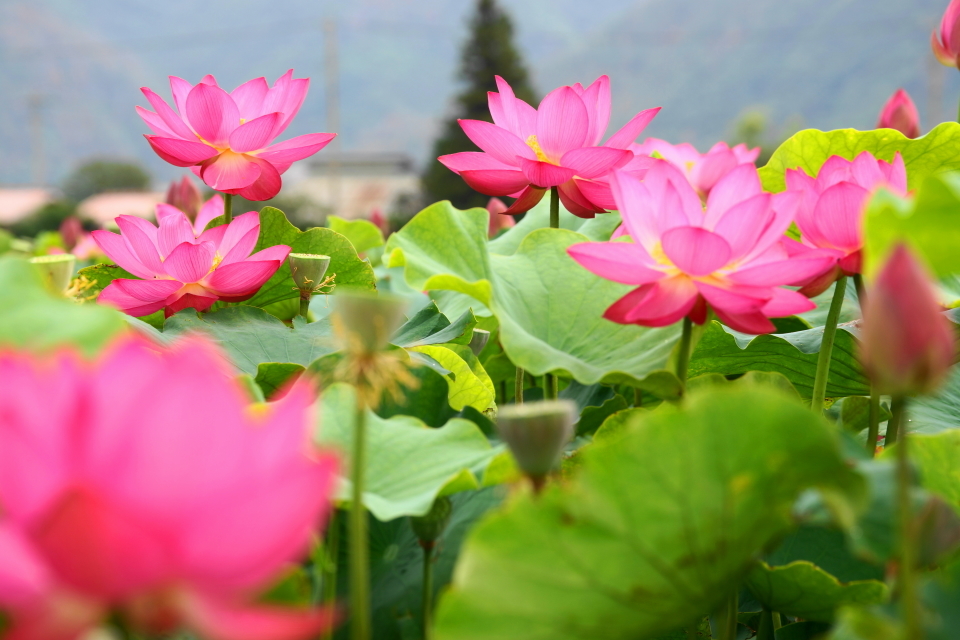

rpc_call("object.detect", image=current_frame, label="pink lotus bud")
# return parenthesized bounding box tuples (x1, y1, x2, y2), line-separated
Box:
(486, 197, 514, 238)
(58, 216, 84, 250)
(877, 89, 920, 139)
(860, 244, 955, 396)
(370, 208, 388, 235)
(165, 176, 203, 222)
(933, 0, 960, 69)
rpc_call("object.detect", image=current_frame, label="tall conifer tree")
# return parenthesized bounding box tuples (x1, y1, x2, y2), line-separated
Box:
(422, 0, 536, 209)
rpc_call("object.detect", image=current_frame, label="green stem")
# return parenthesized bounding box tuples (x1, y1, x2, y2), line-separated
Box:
(715, 591, 739, 640)
(867, 389, 881, 456)
(772, 611, 782, 630)
(422, 545, 435, 640)
(757, 609, 776, 640)
(676, 316, 693, 390)
(544, 373, 558, 400)
(350, 401, 370, 640)
(299, 295, 310, 319)
(684, 626, 698, 640)
(223, 192, 233, 224)
(634, 387, 643, 408)
(515, 367, 524, 404)
(852, 273, 865, 305)
(319, 509, 340, 604)
(810, 276, 848, 414)
(886, 396, 907, 447)
(894, 396, 921, 639)
(549, 186, 559, 229)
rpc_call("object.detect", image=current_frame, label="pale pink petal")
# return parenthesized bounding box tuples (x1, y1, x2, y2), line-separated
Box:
(605, 277, 698, 326)
(812, 182, 869, 251)
(262, 72, 309, 138)
(608, 170, 659, 252)
(693, 147, 738, 195)
(90, 230, 155, 279)
(0, 525, 52, 607)
(236, 159, 282, 201)
(229, 113, 282, 153)
(641, 159, 703, 226)
(146, 136, 219, 167)
(186, 83, 241, 147)
(169, 76, 194, 116)
(882, 153, 908, 195)
(603, 107, 661, 149)
(567, 242, 663, 285)
(215, 211, 260, 259)
(207, 260, 281, 296)
(519, 158, 576, 188)
(713, 308, 776, 334)
(461, 169, 531, 196)
(815, 156, 855, 190)
(180, 590, 335, 640)
(116, 217, 164, 275)
(711, 193, 772, 258)
(573, 177, 616, 211)
(157, 210, 196, 258)
(705, 163, 763, 223)
(254, 134, 336, 172)
(140, 87, 196, 140)
(503, 186, 548, 215)
(98, 282, 171, 317)
(558, 180, 606, 216)
(536, 86, 589, 160)
(197, 225, 228, 249)
(785, 167, 816, 192)
(851, 151, 885, 188)
(136, 107, 177, 137)
(114, 278, 184, 302)
(199, 153, 262, 192)
(459, 120, 534, 166)
(490, 76, 520, 136)
(560, 146, 633, 179)
(245, 245, 292, 264)
(231, 77, 270, 121)
(762, 288, 817, 317)
(696, 281, 769, 315)
(729, 252, 838, 286)
(579, 75, 611, 146)
(194, 195, 225, 235)
(163, 242, 216, 283)
(438, 152, 516, 173)
(661, 226, 732, 276)
(155, 203, 184, 224)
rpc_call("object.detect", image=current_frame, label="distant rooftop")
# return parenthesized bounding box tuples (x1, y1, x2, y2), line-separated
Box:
(0, 188, 55, 225)
(77, 192, 165, 226)
(307, 152, 416, 177)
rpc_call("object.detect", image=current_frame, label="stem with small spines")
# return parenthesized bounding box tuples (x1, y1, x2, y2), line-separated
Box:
(811, 276, 848, 414)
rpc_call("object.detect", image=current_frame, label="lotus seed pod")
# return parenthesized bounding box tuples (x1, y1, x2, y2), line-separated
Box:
(334, 290, 408, 352)
(410, 496, 453, 548)
(29, 254, 76, 295)
(288, 253, 331, 292)
(469, 328, 490, 356)
(496, 399, 577, 486)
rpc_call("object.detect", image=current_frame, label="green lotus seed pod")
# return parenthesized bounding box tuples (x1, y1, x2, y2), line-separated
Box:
(468, 328, 490, 356)
(29, 254, 76, 295)
(333, 290, 408, 352)
(288, 253, 331, 292)
(496, 399, 577, 484)
(409, 496, 453, 547)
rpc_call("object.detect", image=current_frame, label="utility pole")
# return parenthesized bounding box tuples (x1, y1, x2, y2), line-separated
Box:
(28, 95, 46, 187)
(324, 18, 342, 217)
(927, 53, 945, 130)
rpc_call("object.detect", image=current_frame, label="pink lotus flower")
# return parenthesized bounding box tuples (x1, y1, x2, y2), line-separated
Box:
(92, 206, 290, 318)
(933, 0, 960, 69)
(166, 175, 205, 222)
(860, 244, 955, 396)
(631, 139, 761, 199)
(877, 89, 920, 139)
(138, 71, 336, 200)
(0, 334, 339, 640)
(438, 75, 660, 218)
(485, 197, 515, 238)
(785, 152, 907, 293)
(568, 160, 837, 334)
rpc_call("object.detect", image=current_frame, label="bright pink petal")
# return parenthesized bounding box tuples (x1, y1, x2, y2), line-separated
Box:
(229, 112, 282, 153)
(536, 86, 589, 160)
(573, 178, 616, 211)
(604, 107, 661, 149)
(169, 76, 194, 116)
(503, 186, 547, 215)
(882, 153, 908, 195)
(711, 193, 772, 258)
(567, 242, 663, 285)
(136, 107, 177, 137)
(713, 308, 776, 334)
(579, 75, 611, 146)
(199, 152, 262, 192)
(459, 120, 534, 166)
(762, 288, 817, 317)
(705, 163, 763, 224)
(246, 245, 292, 264)
(608, 170, 659, 251)
(695, 281, 769, 315)
(729, 252, 838, 286)
(180, 590, 335, 640)
(146, 136, 219, 167)
(661, 227, 732, 276)
(850, 152, 885, 189)
(0, 525, 52, 607)
(231, 77, 270, 121)
(116, 217, 164, 275)
(489, 76, 521, 137)
(163, 242, 216, 283)
(186, 83, 241, 147)
(812, 182, 869, 251)
(519, 158, 576, 188)
(218, 213, 261, 265)
(694, 148, 739, 195)
(157, 210, 196, 258)
(605, 277, 698, 326)
(98, 282, 170, 317)
(207, 260, 282, 296)
(194, 195, 225, 235)
(560, 147, 633, 179)
(461, 169, 531, 196)
(438, 152, 516, 173)
(255, 134, 336, 173)
(236, 159, 282, 201)
(91, 230, 155, 279)
(558, 180, 606, 216)
(262, 72, 309, 138)
(140, 87, 196, 140)
(164, 292, 218, 317)
(114, 278, 184, 302)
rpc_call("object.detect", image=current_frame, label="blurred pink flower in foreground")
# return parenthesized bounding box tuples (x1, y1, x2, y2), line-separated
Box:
(0, 335, 339, 640)
(933, 0, 960, 69)
(568, 160, 836, 334)
(485, 197, 515, 237)
(439, 75, 659, 217)
(138, 71, 335, 200)
(93, 207, 290, 317)
(876, 89, 920, 139)
(786, 152, 907, 294)
(631, 139, 761, 199)
(860, 244, 955, 396)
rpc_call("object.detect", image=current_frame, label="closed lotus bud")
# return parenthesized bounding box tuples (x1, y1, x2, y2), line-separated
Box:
(486, 197, 515, 238)
(877, 89, 920, 139)
(288, 253, 331, 294)
(409, 496, 453, 549)
(58, 216, 84, 251)
(933, 0, 960, 70)
(165, 175, 203, 222)
(469, 328, 490, 356)
(29, 254, 76, 295)
(334, 291, 408, 352)
(860, 244, 955, 397)
(496, 400, 577, 490)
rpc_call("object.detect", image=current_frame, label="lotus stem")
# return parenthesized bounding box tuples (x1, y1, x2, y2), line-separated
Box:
(893, 396, 921, 639)
(676, 316, 693, 390)
(810, 276, 847, 414)
(886, 396, 907, 447)
(544, 373, 558, 400)
(756, 609, 776, 640)
(634, 387, 643, 408)
(867, 390, 881, 456)
(349, 401, 371, 640)
(549, 186, 559, 229)
(715, 590, 738, 640)
(299, 296, 310, 319)
(319, 510, 340, 640)
(422, 545, 435, 640)
(515, 366, 524, 404)
(223, 193, 233, 224)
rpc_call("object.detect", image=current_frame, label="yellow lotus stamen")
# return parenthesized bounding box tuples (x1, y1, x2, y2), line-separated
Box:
(525, 135, 551, 163)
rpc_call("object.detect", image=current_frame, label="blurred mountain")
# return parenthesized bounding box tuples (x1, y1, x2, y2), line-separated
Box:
(0, 0, 955, 186)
